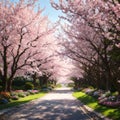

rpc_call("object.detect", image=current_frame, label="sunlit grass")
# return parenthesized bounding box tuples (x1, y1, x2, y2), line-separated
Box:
(73, 91, 120, 120)
(0, 92, 46, 110)
(55, 84, 62, 88)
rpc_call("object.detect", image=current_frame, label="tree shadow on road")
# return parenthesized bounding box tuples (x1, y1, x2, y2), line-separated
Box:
(4, 99, 93, 120)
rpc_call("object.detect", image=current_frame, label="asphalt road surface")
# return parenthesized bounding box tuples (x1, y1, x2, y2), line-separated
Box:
(1, 87, 101, 120)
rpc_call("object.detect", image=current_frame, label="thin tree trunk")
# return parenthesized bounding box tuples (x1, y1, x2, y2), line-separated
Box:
(2, 46, 8, 91)
(7, 79, 12, 92)
(7, 74, 15, 92)
(2, 78, 8, 92)
(33, 73, 37, 86)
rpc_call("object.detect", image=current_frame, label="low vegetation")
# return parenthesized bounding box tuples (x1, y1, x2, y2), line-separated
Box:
(55, 84, 62, 88)
(0, 92, 46, 110)
(73, 90, 120, 120)
(0, 75, 57, 110)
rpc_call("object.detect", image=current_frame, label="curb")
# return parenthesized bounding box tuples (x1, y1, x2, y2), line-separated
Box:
(79, 101, 112, 120)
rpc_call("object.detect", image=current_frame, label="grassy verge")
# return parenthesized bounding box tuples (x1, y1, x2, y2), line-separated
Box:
(55, 84, 62, 88)
(73, 91, 120, 120)
(0, 92, 46, 111)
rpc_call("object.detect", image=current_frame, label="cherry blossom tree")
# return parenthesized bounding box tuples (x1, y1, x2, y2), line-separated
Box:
(51, 0, 120, 91)
(0, 0, 57, 91)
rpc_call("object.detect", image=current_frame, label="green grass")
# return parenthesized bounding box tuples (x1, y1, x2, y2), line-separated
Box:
(0, 92, 46, 110)
(55, 84, 62, 88)
(73, 91, 120, 120)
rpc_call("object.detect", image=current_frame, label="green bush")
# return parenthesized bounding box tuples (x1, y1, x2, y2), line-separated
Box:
(13, 76, 26, 86)
(105, 91, 111, 97)
(67, 83, 74, 87)
(11, 95, 19, 100)
(13, 76, 33, 87)
(0, 86, 3, 92)
(55, 84, 61, 88)
(112, 91, 119, 96)
(0, 79, 2, 86)
(12, 85, 25, 90)
(0, 92, 11, 100)
(24, 91, 30, 96)
(24, 82, 34, 90)
(18, 93, 26, 97)
(0, 98, 9, 104)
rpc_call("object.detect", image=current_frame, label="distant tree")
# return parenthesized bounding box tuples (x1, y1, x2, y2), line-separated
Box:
(51, 0, 120, 91)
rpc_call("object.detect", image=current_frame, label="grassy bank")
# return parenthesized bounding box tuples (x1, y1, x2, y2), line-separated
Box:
(73, 91, 120, 120)
(0, 92, 46, 110)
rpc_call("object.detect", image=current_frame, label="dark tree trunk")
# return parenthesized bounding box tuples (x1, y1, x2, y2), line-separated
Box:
(7, 79, 12, 92)
(32, 73, 37, 86)
(105, 66, 112, 91)
(7, 74, 15, 92)
(2, 78, 8, 92)
(39, 77, 44, 87)
(2, 46, 8, 91)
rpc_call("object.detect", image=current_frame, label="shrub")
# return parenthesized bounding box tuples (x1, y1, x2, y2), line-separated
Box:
(11, 95, 19, 100)
(108, 96, 116, 102)
(41, 85, 47, 89)
(92, 90, 101, 99)
(24, 91, 30, 96)
(13, 76, 26, 86)
(0, 92, 11, 100)
(10, 92, 18, 97)
(24, 82, 34, 90)
(47, 87, 52, 91)
(41, 88, 50, 92)
(50, 84, 55, 88)
(98, 97, 108, 104)
(0, 79, 2, 86)
(99, 101, 120, 108)
(105, 91, 111, 97)
(88, 86, 94, 89)
(67, 83, 74, 87)
(11, 90, 26, 98)
(12, 86, 25, 90)
(0, 86, 3, 92)
(27, 90, 39, 94)
(0, 98, 9, 104)
(112, 91, 119, 96)
(55, 84, 61, 88)
(18, 93, 26, 97)
(98, 94, 106, 101)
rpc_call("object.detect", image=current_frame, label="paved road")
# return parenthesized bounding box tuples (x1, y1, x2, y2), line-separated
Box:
(1, 87, 98, 120)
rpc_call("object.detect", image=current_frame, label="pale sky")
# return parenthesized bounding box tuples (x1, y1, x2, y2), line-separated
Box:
(39, 0, 63, 22)
(11, 0, 63, 22)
